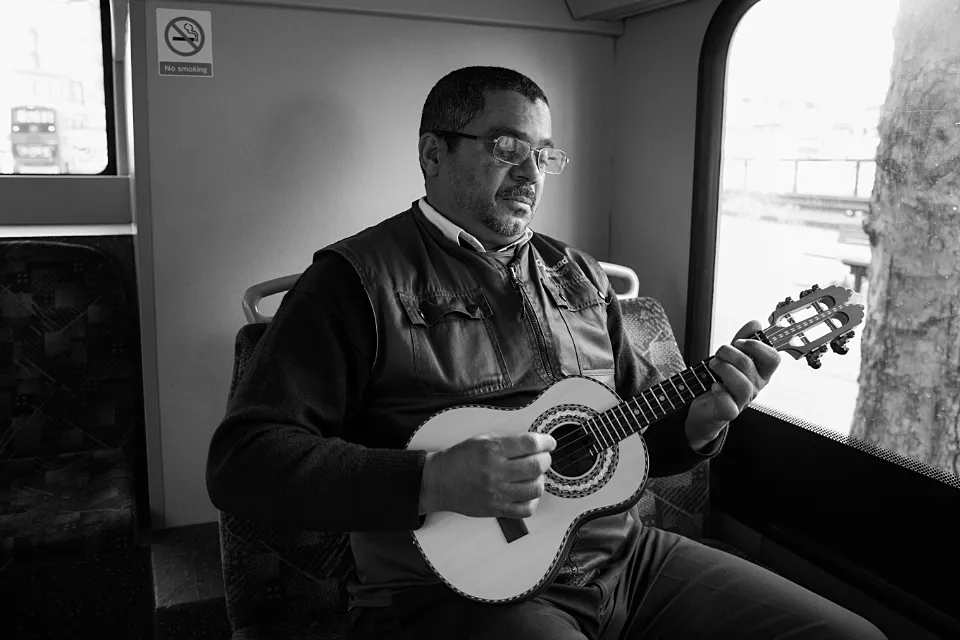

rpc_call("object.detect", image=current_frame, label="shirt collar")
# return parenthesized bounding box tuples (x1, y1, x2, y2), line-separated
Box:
(418, 197, 533, 253)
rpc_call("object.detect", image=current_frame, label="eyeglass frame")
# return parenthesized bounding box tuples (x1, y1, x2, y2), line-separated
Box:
(432, 131, 570, 175)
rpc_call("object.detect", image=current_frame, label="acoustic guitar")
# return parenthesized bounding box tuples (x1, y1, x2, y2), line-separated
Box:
(406, 284, 864, 603)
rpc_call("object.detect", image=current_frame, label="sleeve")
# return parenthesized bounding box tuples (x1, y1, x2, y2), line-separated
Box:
(205, 251, 427, 532)
(606, 283, 727, 478)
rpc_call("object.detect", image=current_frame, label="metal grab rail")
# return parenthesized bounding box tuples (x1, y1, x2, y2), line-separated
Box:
(242, 261, 640, 324)
(598, 261, 640, 299)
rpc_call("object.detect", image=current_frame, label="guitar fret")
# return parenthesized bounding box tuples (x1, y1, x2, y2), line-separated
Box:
(642, 392, 658, 421)
(676, 371, 693, 401)
(651, 385, 666, 414)
(696, 362, 716, 387)
(608, 413, 622, 441)
(666, 378, 681, 407)
(594, 419, 613, 449)
(613, 405, 630, 439)
(628, 399, 648, 431)
(690, 367, 709, 393)
(600, 415, 617, 445)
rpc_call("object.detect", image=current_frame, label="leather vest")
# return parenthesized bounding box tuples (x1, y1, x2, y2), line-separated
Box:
(326, 202, 639, 607)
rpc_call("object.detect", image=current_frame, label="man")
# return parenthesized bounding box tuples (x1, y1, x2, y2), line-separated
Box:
(206, 66, 885, 639)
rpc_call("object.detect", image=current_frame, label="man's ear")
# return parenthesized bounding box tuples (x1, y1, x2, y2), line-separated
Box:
(419, 133, 444, 178)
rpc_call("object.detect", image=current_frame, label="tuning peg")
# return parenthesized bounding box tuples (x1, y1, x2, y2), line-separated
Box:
(776, 296, 794, 309)
(799, 284, 821, 299)
(830, 330, 856, 355)
(804, 344, 829, 369)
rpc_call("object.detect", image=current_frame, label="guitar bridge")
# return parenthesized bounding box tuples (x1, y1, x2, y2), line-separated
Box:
(496, 517, 529, 543)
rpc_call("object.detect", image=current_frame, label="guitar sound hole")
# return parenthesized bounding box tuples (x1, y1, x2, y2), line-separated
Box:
(548, 423, 597, 478)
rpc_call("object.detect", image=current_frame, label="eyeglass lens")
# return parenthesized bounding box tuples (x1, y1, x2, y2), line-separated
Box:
(493, 137, 567, 174)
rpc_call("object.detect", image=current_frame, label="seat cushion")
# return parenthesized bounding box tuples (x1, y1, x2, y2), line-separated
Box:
(219, 510, 350, 630)
(0, 447, 136, 559)
(232, 616, 349, 640)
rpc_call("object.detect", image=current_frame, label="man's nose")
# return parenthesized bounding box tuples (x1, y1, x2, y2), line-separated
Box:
(511, 150, 542, 181)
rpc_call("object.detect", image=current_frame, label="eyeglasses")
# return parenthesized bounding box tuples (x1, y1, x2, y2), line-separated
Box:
(434, 131, 570, 175)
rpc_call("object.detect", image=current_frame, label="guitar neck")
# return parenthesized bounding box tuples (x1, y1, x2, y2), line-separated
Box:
(586, 329, 770, 451)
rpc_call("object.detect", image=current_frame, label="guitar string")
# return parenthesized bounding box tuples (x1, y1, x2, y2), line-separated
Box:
(545, 311, 850, 454)
(543, 322, 842, 472)
(546, 321, 833, 470)
(546, 328, 782, 455)
(546, 366, 713, 472)
(547, 310, 857, 472)
(540, 302, 851, 453)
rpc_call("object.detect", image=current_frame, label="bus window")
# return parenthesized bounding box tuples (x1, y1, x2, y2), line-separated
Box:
(711, 0, 958, 480)
(0, 0, 111, 175)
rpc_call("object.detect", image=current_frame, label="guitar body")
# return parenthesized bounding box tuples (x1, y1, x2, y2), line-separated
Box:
(407, 376, 649, 603)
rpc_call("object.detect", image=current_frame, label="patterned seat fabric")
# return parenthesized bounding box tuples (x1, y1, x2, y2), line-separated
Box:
(619, 297, 709, 539)
(0, 240, 139, 560)
(219, 297, 709, 639)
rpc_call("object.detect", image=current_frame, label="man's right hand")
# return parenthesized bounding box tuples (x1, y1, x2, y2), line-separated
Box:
(418, 432, 556, 519)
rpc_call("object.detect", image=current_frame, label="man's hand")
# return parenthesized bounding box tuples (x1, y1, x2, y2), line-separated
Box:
(419, 433, 556, 518)
(685, 320, 781, 450)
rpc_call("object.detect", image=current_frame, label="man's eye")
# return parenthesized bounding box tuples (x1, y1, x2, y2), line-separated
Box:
(497, 138, 524, 152)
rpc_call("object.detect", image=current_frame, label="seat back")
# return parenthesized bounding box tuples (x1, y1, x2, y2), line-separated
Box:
(619, 297, 710, 540)
(0, 239, 140, 557)
(218, 296, 708, 634)
(218, 323, 350, 634)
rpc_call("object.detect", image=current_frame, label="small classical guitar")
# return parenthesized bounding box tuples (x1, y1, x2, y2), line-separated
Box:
(406, 284, 864, 603)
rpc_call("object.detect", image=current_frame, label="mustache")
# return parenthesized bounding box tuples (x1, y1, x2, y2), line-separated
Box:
(497, 186, 536, 201)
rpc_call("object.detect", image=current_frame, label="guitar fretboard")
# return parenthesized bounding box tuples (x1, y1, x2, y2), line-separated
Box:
(583, 360, 718, 453)
(582, 329, 769, 453)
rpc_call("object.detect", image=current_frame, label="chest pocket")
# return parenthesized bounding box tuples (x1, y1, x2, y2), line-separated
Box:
(398, 288, 511, 398)
(543, 276, 616, 388)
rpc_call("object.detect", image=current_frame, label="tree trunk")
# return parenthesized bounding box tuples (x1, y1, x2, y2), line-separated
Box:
(851, 0, 960, 479)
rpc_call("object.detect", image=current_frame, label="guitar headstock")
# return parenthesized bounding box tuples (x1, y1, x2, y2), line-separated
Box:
(762, 284, 864, 368)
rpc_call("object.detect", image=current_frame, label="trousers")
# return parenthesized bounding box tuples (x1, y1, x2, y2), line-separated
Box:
(348, 526, 887, 640)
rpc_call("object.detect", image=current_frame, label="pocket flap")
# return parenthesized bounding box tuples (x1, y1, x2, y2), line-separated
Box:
(543, 278, 607, 311)
(399, 289, 494, 327)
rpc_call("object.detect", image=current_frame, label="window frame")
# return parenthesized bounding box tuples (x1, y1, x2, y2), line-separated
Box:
(688, 1, 960, 636)
(0, 0, 128, 227)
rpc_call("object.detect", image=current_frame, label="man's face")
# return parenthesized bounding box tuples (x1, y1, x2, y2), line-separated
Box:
(437, 91, 552, 248)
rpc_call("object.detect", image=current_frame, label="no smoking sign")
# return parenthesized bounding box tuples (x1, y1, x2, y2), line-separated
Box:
(157, 9, 213, 77)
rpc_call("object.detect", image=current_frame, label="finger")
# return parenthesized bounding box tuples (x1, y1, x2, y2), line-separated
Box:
(709, 358, 756, 411)
(734, 338, 781, 381)
(504, 478, 544, 503)
(708, 381, 742, 421)
(502, 497, 540, 519)
(714, 344, 759, 382)
(732, 320, 764, 342)
(500, 432, 556, 459)
(502, 452, 552, 482)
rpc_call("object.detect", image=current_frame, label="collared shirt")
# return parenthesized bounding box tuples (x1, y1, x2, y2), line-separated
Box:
(418, 197, 533, 254)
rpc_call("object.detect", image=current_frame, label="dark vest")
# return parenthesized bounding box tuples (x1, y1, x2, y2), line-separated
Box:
(325, 202, 637, 607)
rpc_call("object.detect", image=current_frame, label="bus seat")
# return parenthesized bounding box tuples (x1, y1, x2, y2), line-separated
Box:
(217, 272, 726, 639)
(0, 240, 141, 560)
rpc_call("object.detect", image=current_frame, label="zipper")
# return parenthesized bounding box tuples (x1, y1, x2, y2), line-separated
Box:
(506, 261, 555, 380)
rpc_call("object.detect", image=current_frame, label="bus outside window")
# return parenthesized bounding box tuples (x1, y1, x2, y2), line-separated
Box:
(10, 106, 63, 174)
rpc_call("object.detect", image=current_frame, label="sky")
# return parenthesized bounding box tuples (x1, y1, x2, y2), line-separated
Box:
(727, 0, 900, 111)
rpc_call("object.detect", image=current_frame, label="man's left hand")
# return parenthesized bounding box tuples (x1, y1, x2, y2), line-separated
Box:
(685, 320, 781, 451)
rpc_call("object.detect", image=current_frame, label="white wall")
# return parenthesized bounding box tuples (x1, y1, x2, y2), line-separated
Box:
(610, 0, 723, 350)
(131, 0, 616, 526)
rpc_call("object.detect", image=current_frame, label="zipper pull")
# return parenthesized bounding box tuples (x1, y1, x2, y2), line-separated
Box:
(511, 267, 525, 319)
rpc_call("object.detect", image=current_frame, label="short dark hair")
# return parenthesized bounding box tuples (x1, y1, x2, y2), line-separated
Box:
(419, 66, 549, 154)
